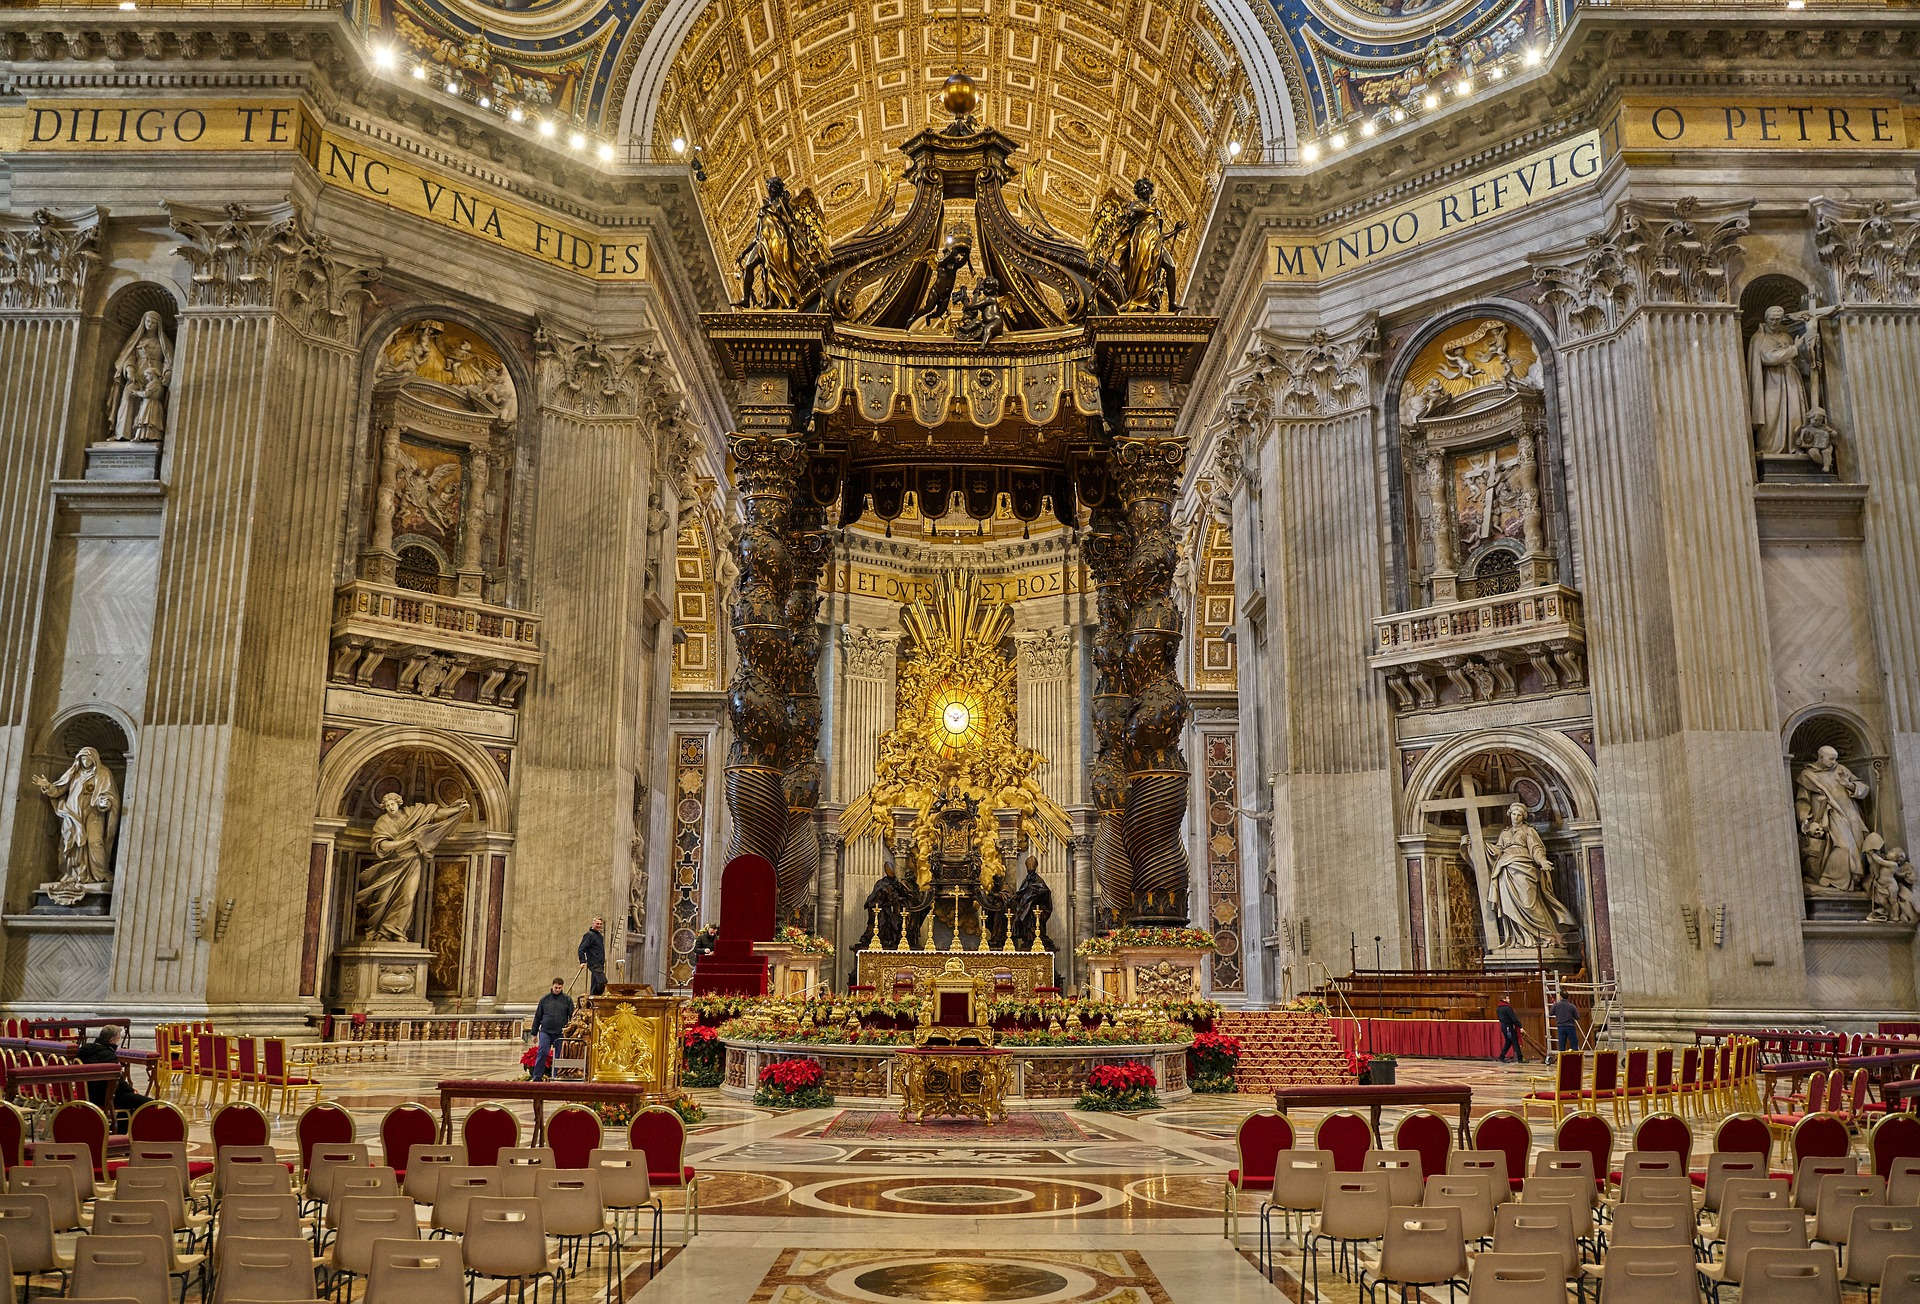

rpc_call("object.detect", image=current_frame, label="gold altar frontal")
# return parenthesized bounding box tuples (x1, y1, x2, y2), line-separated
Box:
(893, 1047, 1012, 1123)
(857, 948, 1054, 997)
(584, 985, 682, 1100)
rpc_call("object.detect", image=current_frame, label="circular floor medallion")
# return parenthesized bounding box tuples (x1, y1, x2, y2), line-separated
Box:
(881, 1183, 1030, 1207)
(851, 1260, 1069, 1300)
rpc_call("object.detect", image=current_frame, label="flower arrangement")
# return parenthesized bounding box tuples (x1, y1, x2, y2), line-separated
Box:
(1284, 995, 1330, 1017)
(998, 1024, 1194, 1048)
(1349, 1051, 1371, 1082)
(593, 1099, 638, 1127)
(753, 1056, 834, 1109)
(770, 926, 834, 956)
(668, 1092, 706, 1125)
(681, 1024, 724, 1088)
(1189, 1030, 1242, 1093)
(1076, 1061, 1160, 1111)
(1074, 926, 1216, 958)
(519, 1043, 539, 1077)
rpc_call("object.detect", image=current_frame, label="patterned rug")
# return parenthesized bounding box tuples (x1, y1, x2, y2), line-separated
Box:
(818, 1110, 1098, 1142)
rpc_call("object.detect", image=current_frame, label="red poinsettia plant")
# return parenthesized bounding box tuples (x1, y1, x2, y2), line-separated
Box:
(753, 1056, 833, 1109)
(681, 1023, 723, 1087)
(1189, 1030, 1242, 1093)
(1079, 1060, 1161, 1111)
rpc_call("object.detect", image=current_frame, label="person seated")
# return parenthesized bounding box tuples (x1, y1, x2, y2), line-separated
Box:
(75, 1025, 152, 1123)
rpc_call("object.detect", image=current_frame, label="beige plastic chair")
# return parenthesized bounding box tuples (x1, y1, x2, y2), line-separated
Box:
(1889, 1159, 1920, 1207)
(1488, 1201, 1576, 1281)
(32, 1143, 101, 1204)
(216, 1193, 308, 1255)
(323, 1193, 418, 1298)
(1617, 1150, 1685, 1184)
(111, 1165, 210, 1250)
(1517, 1174, 1596, 1250)
(429, 1166, 500, 1237)
(1811, 1173, 1884, 1247)
(1603, 1203, 1695, 1250)
(1738, 1247, 1842, 1304)
(215, 1146, 290, 1202)
(366, 1236, 466, 1304)
(1448, 1150, 1512, 1203)
(1424, 1172, 1497, 1243)
(1884, 1254, 1920, 1304)
(303, 1143, 371, 1209)
(1364, 1149, 1424, 1205)
(212, 1235, 321, 1303)
(1299, 1174, 1388, 1296)
(1593, 1243, 1702, 1302)
(496, 1147, 554, 1198)
(461, 1195, 563, 1300)
(90, 1197, 208, 1301)
(122, 1141, 200, 1204)
(1620, 1174, 1694, 1207)
(1263, 1148, 1334, 1243)
(323, 1167, 400, 1230)
(401, 1144, 466, 1206)
(1840, 1205, 1919, 1293)
(69, 1234, 171, 1304)
(1466, 1251, 1568, 1303)
(1531, 1150, 1596, 1185)
(9, 1162, 86, 1232)
(1365, 1203, 1466, 1296)
(1791, 1155, 1859, 1213)
(1697, 1203, 1808, 1299)
(0, 1191, 73, 1286)
(1699, 1151, 1768, 1219)
(586, 1148, 661, 1268)
(536, 1167, 622, 1295)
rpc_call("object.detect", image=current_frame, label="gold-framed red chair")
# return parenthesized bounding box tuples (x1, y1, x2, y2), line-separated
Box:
(1223, 1110, 1292, 1242)
(1522, 1050, 1584, 1126)
(630, 1104, 700, 1239)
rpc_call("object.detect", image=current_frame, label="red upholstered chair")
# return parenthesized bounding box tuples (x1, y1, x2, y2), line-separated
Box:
(1633, 1112, 1693, 1169)
(689, 853, 777, 996)
(129, 1099, 187, 1143)
(1522, 1051, 1584, 1126)
(1710, 1113, 1776, 1180)
(50, 1098, 113, 1179)
(1836, 1068, 1871, 1132)
(379, 1103, 439, 1178)
(210, 1100, 271, 1152)
(1791, 1113, 1854, 1168)
(462, 1103, 520, 1168)
(1678, 1047, 1702, 1114)
(1315, 1110, 1374, 1173)
(1556, 1112, 1612, 1192)
(1651, 1047, 1676, 1114)
(1473, 1111, 1532, 1193)
(1870, 1113, 1920, 1181)
(1621, 1049, 1652, 1122)
(296, 1101, 356, 1179)
(630, 1105, 699, 1238)
(260, 1037, 319, 1115)
(1769, 1067, 1830, 1128)
(1224, 1111, 1292, 1242)
(1394, 1110, 1452, 1185)
(0, 1100, 27, 1173)
(547, 1104, 603, 1170)
(1583, 1050, 1622, 1124)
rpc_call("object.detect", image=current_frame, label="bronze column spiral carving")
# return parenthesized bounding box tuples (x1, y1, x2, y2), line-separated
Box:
(724, 432, 807, 867)
(1114, 433, 1192, 924)
(775, 493, 832, 926)
(1083, 498, 1134, 929)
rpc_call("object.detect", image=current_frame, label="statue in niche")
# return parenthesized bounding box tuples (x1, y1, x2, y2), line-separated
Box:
(33, 748, 120, 901)
(1795, 407, 1839, 475)
(106, 311, 173, 443)
(1091, 177, 1188, 313)
(1400, 376, 1450, 426)
(1863, 836, 1915, 924)
(909, 229, 974, 332)
(395, 447, 461, 541)
(354, 791, 470, 942)
(1795, 744, 1872, 891)
(1460, 447, 1517, 544)
(1478, 802, 1579, 951)
(1748, 300, 1839, 457)
(376, 320, 517, 421)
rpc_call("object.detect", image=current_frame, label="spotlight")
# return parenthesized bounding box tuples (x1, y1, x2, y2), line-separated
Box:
(372, 44, 395, 69)
(1391, 107, 1407, 123)
(1523, 45, 1543, 66)
(1329, 132, 1347, 150)
(537, 118, 556, 137)
(118, 1, 135, 9)
(1227, 140, 1242, 158)
(1786, 0, 1804, 8)
(1361, 119, 1378, 138)
(412, 65, 427, 81)
(597, 142, 615, 162)
(1302, 141, 1321, 163)
(1423, 91, 1440, 110)
(478, 95, 491, 108)
(1454, 78, 1473, 96)
(671, 136, 687, 155)
(568, 131, 586, 150)
(445, 81, 460, 95)
(510, 107, 525, 123)
(1490, 66, 1507, 81)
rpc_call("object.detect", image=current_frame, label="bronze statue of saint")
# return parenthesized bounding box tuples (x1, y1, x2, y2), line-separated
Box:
(1092, 178, 1188, 313)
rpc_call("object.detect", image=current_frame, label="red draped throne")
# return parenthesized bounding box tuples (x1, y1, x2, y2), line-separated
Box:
(690, 854, 777, 996)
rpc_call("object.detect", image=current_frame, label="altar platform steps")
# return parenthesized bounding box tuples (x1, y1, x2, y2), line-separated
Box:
(1211, 1010, 1354, 1092)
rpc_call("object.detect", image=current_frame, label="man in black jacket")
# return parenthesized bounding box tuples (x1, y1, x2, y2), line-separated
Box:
(576, 917, 606, 998)
(1495, 997, 1524, 1062)
(531, 978, 573, 1081)
(75, 1025, 152, 1120)
(578, 917, 607, 996)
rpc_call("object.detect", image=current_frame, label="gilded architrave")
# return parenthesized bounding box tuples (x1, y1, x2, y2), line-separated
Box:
(1191, 515, 1236, 691)
(671, 506, 720, 692)
(654, 0, 1263, 262)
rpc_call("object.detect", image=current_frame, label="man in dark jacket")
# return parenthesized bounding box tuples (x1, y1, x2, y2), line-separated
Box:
(75, 1025, 152, 1120)
(1495, 997, 1524, 1062)
(531, 978, 573, 1081)
(1550, 995, 1580, 1052)
(578, 917, 607, 996)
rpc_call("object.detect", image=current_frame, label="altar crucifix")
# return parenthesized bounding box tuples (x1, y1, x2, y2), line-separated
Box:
(1418, 771, 1518, 959)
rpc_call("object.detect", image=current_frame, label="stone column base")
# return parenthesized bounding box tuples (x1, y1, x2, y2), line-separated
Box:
(331, 941, 434, 1016)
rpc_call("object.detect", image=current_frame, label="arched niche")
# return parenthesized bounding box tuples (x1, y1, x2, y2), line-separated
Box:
(314, 727, 513, 1005)
(81, 281, 180, 469)
(1783, 706, 1891, 899)
(1400, 728, 1604, 975)
(13, 707, 136, 909)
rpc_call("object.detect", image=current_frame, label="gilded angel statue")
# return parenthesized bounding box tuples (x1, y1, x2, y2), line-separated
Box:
(734, 177, 831, 309)
(1088, 177, 1188, 313)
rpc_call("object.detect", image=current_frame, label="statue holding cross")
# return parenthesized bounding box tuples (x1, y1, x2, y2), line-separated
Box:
(1421, 771, 1579, 965)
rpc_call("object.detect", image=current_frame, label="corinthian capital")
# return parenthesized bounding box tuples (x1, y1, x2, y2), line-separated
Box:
(1238, 313, 1379, 419)
(1531, 197, 1750, 341)
(1812, 197, 1920, 307)
(167, 200, 306, 309)
(533, 316, 680, 420)
(277, 220, 382, 344)
(0, 207, 104, 312)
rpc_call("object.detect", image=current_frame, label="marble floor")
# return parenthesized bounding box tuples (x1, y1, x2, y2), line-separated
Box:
(136, 1046, 1885, 1303)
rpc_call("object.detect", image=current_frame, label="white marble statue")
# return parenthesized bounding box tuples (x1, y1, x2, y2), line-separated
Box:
(33, 747, 121, 893)
(106, 311, 173, 443)
(1484, 801, 1579, 950)
(1748, 301, 1837, 456)
(354, 792, 469, 942)
(1795, 744, 1872, 891)
(1864, 837, 1915, 924)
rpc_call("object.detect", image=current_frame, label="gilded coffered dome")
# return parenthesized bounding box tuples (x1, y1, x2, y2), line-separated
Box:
(648, 0, 1266, 265)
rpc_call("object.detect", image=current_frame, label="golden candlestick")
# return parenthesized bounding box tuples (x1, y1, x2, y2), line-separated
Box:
(1029, 905, 1045, 954)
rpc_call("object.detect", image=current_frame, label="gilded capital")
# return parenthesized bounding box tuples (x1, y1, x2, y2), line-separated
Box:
(1812, 197, 1920, 307)
(0, 207, 104, 313)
